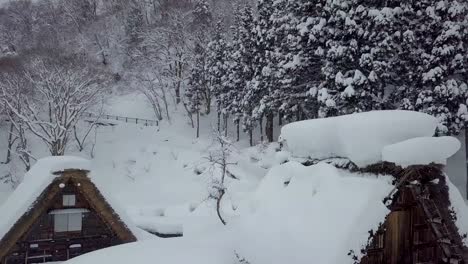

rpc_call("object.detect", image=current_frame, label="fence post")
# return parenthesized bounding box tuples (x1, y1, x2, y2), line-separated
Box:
(136, 118, 138, 124)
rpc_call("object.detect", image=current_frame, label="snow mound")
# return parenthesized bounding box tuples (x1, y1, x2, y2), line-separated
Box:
(382, 136, 461, 167)
(0, 156, 90, 240)
(233, 162, 394, 264)
(64, 232, 234, 264)
(280, 110, 438, 167)
(133, 215, 183, 236)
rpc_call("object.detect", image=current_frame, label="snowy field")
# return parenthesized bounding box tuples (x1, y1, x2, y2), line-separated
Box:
(0, 91, 276, 238)
(1, 92, 468, 264)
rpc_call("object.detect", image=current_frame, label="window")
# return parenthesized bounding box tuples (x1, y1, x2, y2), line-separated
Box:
(63, 194, 76, 206)
(54, 213, 82, 232)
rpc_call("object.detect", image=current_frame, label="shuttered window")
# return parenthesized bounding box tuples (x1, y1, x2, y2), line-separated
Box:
(53, 212, 84, 232)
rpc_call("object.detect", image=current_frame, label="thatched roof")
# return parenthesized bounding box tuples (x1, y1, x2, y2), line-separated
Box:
(0, 158, 138, 261)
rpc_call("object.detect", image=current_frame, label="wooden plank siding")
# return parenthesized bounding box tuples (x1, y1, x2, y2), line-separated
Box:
(361, 184, 457, 264)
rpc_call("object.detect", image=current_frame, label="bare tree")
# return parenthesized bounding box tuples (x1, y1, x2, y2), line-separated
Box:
(73, 105, 104, 153)
(0, 70, 34, 170)
(137, 73, 171, 121)
(205, 129, 236, 225)
(138, 10, 193, 105)
(1, 59, 102, 156)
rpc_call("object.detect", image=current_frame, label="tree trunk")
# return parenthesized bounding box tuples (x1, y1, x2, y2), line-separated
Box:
(249, 129, 253, 146)
(236, 120, 240, 142)
(465, 128, 468, 198)
(259, 116, 264, 142)
(5, 123, 15, 164)
(216, 189, 226, 225)
(224, 114, 228, 137)
(196, 110, 200, 138)
(266, 113, 274, 142)
(278, 112, 283, 126)
(217, 111, 221, 132)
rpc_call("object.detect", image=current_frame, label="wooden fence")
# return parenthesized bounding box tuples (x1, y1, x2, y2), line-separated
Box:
(82, 112, 159, 127)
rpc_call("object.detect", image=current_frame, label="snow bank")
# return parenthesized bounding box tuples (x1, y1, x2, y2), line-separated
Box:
(132, 215, 183, 235)
(279, 110, 438, 167)
(233, 162, 394, 264)
(64, 233, 234, 264)
(0, 156, 90, 240)
(382, 136, 461, 167)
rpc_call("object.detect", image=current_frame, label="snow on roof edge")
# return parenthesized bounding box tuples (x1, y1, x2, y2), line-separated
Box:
(279, 110, 438, 167)
(0, 156, 146, 241)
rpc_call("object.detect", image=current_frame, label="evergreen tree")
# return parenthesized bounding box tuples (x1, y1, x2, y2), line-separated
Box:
(251, 0, 277, 142)
(393, 0, 468, 135)
(207, 20, 229, 132)
(276, 0, 325, 121)
(223, 3, 258, 144)
(187, 43, 208, 137)
(125, 3, 144, 47)
(319, 0, 383, 117)
(192, 0, 213, 28)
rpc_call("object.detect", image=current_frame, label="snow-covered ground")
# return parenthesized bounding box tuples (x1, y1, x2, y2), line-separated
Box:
(1, 92, 468, 264)
(0, 91, 274, 237)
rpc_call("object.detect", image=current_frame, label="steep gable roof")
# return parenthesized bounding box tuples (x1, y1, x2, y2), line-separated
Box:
(0, 156, 139, 261)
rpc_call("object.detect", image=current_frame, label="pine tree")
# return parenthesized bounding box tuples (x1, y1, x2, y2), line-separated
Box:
(275, 0, 325, 121)
(192, 0, 213, 29)
(222, 3, 258, 144)
(251, 0, 277, 142)
(187, 43, 208, 138)
(207, 20, 229, 132)
(125, 3, 144, 47)
(393, 0, 468, 135)
(318, 0, 395, 116)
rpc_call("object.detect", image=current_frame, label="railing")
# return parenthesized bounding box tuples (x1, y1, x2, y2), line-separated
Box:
(81, 112, 159, 127)
(3, 113, 159, 127)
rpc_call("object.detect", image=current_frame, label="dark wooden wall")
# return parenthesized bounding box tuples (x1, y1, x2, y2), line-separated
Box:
(361, 186, 443, 264)
(3, 180, 123, 264)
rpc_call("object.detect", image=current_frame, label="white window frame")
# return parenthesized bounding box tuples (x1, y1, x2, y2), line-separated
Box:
(63, 194, 76, 207)
(50, 209, 89, 233)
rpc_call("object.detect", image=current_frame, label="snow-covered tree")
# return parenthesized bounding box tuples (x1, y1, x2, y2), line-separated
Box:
(234, 4, 259, 144)
(187, 43, 209, 138)
(0, 59, 103, 156)
(393, 0, 468, 135)
(318, 1, 383, 117)
(207, 20, 229, 131)
(192, 0, 212, 29)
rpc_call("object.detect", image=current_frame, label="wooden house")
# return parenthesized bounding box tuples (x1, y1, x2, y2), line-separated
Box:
(354, 163, 468, 264)
(0, 160, 138, 264)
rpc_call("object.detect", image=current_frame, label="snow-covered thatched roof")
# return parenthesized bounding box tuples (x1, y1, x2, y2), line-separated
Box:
(0, 156, 145, 260)
(279, 110, 445, 167)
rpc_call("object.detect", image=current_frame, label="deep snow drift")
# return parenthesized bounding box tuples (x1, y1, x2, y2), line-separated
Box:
(232, 162, 394, 264)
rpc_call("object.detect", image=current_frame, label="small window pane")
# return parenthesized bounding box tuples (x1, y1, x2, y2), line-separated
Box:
(63, 195, 76, 206)
(54, 214, 68, 232)
(68, 213, 82, 231)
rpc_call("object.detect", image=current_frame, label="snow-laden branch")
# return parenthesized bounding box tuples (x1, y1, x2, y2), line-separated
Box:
(0, 59, 102, 156)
